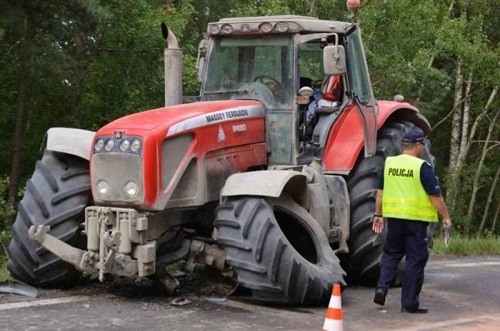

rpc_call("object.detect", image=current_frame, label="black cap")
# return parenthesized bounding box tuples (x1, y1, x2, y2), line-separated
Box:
(402, 129, 424, 143)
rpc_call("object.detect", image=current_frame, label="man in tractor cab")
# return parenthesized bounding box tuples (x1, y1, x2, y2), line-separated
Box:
(304, 75, 343, 138)
(319, 74, 343, 105)
(372, 129, 452, 314)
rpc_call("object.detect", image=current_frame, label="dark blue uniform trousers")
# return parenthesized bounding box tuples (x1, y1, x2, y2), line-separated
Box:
(376, 218, 429, 310)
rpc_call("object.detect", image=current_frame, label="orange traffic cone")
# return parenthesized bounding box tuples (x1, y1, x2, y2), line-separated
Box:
(322, 283, 343, 331)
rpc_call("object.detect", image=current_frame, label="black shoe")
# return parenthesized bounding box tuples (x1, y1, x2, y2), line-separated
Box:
(373, 289, 386, 306)
(401, 307, 428, 314)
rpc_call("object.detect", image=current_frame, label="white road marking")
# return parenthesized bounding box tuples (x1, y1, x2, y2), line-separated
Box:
(446, 261, 500, 268)
(392, 315, 500, 331)
(428, 260, 500, 269)
(0, 296, 89, 311)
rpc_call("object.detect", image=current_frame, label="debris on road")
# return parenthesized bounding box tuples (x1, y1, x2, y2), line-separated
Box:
(170, 298, 191, 306)
(0, 281, 38, 298)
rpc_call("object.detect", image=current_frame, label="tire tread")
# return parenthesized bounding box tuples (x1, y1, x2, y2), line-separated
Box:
(7, 151, 90, 288)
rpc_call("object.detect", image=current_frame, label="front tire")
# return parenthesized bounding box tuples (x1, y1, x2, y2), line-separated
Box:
(215, 194, 345, 305)
(7, 151, 90, 288)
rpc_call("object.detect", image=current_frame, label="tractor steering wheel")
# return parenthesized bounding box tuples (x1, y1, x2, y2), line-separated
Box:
(254, 75, 284, 100)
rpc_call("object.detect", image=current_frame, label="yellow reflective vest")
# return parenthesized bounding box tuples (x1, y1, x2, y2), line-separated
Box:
(382, 154, 438, 222)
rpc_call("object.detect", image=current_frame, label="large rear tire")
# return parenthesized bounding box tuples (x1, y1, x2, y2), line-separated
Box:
(215, 194, 345, 305)
(7, 151, 90, 288)
(345, 120, 433, 286)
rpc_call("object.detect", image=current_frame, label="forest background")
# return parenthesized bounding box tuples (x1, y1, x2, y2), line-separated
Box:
(0, 0, 498, 243)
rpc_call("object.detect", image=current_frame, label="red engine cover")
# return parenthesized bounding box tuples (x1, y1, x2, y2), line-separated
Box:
(92, 100, 267, 209)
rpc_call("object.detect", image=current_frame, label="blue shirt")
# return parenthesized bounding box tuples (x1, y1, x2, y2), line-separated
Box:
(378, 161, 441, 195)
(306, 89, 322, 122)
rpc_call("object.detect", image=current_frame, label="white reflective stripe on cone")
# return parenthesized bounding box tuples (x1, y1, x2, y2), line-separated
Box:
(323, 318, 343, 331)
(328, 296, 342, 308)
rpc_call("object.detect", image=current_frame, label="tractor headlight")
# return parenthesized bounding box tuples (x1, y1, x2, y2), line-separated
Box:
(131, 139, 141, 152)
(209, 24, 220, 35)
(275, 22, 290, 33)
(94, 138, 105, 151)
(221, 24, 233, 34)
(96, 180, 109, 195)
(93, 135, 141, 154)
(120, 139, 130, 151)
(104, 139, 115, 151)
(125, 181, 138, 197)
(259, 22, 273, 33)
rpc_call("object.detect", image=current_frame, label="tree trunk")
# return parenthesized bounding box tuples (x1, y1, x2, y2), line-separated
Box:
(450, 70, 474, 207)
(491, 199, 500, 234)
(462, 88, 497, 161)
(446, 60, 463, 210)
(309, 0, 315, 16)
(8, 73, 29, 204)
(459, 70, 473, 155)
(466, 107, 499, 235)
(478, 167, 500, 234)
(445, 87, 497, 235)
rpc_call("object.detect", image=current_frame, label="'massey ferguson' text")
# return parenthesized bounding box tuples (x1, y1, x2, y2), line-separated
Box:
(206, 109, 249, 123)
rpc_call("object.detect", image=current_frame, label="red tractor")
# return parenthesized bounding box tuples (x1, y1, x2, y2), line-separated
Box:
(8, 12, 434, 305)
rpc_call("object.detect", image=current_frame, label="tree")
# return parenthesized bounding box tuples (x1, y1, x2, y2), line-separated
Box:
(0, 0, 102, 203)
(0, 0, 190, 203)
(436, 1, 500, 233)
(356, 0, 499, 234)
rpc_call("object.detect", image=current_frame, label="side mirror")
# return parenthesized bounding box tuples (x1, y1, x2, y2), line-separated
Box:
(323, 45, 346, 76)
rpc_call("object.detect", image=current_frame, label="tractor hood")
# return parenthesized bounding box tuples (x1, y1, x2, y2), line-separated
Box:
(98, 100, 264, 133)
(91, 99, 268, 210)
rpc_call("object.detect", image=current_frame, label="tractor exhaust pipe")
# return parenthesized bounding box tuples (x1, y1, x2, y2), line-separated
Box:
(161, 23, 182, 107)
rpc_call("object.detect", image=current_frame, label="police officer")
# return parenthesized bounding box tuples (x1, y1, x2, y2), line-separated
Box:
(372, 129, 452, 314)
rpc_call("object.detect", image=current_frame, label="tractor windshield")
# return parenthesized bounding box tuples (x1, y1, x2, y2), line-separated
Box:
(202, 36, 294, 110)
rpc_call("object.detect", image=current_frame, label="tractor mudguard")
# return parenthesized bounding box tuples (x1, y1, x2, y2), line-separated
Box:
(322, 101, 432, 173)
(46, 128, 95, 161)
(221, 170, 308, 208)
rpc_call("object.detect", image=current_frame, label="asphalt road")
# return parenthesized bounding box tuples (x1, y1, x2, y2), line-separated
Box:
(1, 255, 500, 331)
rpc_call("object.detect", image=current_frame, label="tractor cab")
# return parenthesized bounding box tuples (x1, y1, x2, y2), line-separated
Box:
(195, 15, 377, 166)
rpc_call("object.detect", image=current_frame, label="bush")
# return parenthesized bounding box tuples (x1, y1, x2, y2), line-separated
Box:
(0, 230, 11, 280)
(0, 176, 15, 280)
(0, 176, 15, 231)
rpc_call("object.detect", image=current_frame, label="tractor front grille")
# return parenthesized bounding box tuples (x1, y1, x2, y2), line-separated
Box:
(91, 153, 144, 204)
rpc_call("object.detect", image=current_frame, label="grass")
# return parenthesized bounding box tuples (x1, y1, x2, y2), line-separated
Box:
(0, 259, 10, 281)
(0, 243, 12, 282)
(431, 234, 500, 255)
(0, 232, 11, 281)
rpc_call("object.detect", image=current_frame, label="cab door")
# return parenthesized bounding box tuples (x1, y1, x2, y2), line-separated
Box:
(346, 25, 378, 157)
